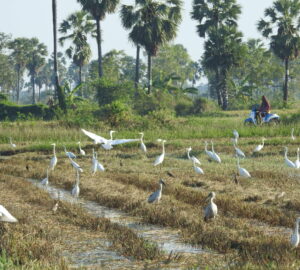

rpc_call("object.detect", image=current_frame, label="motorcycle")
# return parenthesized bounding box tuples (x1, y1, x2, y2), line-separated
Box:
(244, 109, 280, 125)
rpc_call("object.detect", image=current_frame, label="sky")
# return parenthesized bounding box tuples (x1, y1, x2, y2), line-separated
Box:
(0, 0, 274, 61)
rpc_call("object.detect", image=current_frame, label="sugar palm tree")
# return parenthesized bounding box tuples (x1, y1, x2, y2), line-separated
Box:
(77, 0, 120, 78)
(192, 0, 242, 107)
(26, 38, 48, 104)
(8, 38, 31, 104)
(59, 11, 94, 92)
(52, 0, 66, 111)
(257, 0, 300, 103)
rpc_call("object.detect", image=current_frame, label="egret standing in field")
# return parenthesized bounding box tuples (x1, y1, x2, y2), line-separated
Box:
(204, 192, 218, 222)
(284, 147, 296, 168)
(64, 146, 76, 159)
(139, 132, 147, 154)
(49, 143, 57, 170)
(77, 141, 86, 156)
(91, 150, 105, 175)
(154, 140, 166, 174)
(187, 147, 201, 165)
(291, 217, 300, 248)
(291, 128, 296, 141)
(41, 168, 49, 186)
(71, 171, 80, 198)
(204, 141, 215, 161)
(148, 179, 166, 203)
(232, 139, 246, 158)
(233, 130, 239, 145)
(211, 141, 221, 163)
(0, 205, 17, 222)
(9, 137, 16, 148)
(253, 138, 266, 153)
(295, 148, 300, 169)
(237, 157, 251, 178)
(193, 160, 204, 175)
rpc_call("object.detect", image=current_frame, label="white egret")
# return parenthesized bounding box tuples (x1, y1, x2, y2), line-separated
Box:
(9, 137, 16, 148)
(154, 139, 166, 168)
(64, 146, 76, 159)
(148, 179, 166, 203)
(49, 143, 57, 170)
(233, 130, 239, 145)
(81, 129, 139, 150)
(41, 168, 49, 186)
(237, 157, 251, 178)
(0, 205, 17, 223)
(69, 157, 83, 173)
(284, 147, 296, 168)
(232, 139, 246, 158)
(253, 138, 266, 153)
(211, 141, 221, 163)
(291, 128, 296, 141)
(193, 160, 204, 175)
(291, 217, 300, 248)
(77, 141, 86, 156)
(295, 148, 300, 169)
(204, 141, 215, 161)
(139, 132, 147, 153)
(204, 192, 218, 222)
(187, 147, 201, 165)
(71, 171, 80, 198)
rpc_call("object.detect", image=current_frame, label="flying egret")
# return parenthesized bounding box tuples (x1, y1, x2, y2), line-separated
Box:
(187, 147, 201, 165)
(71, 171, 80, 198)
(253, 138, 266, 153)
(204, 192, 218, 222)
(64, 146, 76, 159)
(139, 132, 147, 153)
(77, 142, 86, 156)
(232, 139, 246, 158)
(154, 139, 166, 168)
(41, 168, 49, 186)
(148, 179, 166, 203)
(284, 147, 296, 168)
(204, 141, 215, 161)
(237, 157, 251, 178)
(291, 217, 300, 248)
(69, 157, 83, 173)
(291, 128, 296, 141)
(49, 143, 57, 170)
(193, 160, 204, 175)
(211, 141, 221, 163)
(9, 137, 16, 148)
(81, 129, 139, 150)
(0, 205, 17, 222)
(295, 148, 300, 169)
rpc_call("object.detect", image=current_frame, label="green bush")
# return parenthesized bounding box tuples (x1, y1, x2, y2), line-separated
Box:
(147, 109, 175, 127)
(190, 97, 218, 114)
(175, 99, 193, 116)
(93, 78, 135, 106)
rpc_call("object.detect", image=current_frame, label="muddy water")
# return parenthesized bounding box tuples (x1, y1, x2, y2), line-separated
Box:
(28, 179, 208, 268)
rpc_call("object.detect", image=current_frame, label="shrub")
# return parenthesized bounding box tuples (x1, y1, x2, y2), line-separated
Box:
(147, 109, 175, 127)
(190, 97, 218, 114)
(175, 99, 193, 116)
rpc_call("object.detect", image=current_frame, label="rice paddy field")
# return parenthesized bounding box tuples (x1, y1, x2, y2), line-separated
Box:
(1, 109, 300, 269)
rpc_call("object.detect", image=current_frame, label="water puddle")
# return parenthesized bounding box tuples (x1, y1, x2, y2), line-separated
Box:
(27, 179, 208, 268)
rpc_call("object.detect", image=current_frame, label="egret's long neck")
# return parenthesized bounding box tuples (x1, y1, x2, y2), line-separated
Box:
(205, 143, 208, 152)
(262, 140, 265, 147)
(284, 148, 288, 158)
(140, 133, 144, 142)
(187, 150, 191, 159)
(211, 142, 215, 152)
(53, 145, 56, 156)
(110, 131, 114, 140)
(162, 142, 165, 154)
(160, 183, 163, 191)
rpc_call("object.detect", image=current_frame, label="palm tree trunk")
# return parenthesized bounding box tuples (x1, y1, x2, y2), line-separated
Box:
(79, 66, 83, 96)
(215, 69, 222, 106)
(38, 84, 41, 102)
(147, 53, 152, 94)
(52, 0, 66, 111)
(283, 58, 289, 104)
(16, 67, 20, 104)
(135, 45, 140, 89)
(96, 18, 103, 78)
(221, 70, 228, 110)
(32, 74, 36, 105)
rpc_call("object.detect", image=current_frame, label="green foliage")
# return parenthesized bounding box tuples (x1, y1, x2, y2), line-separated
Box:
(93, 78, 134, 106)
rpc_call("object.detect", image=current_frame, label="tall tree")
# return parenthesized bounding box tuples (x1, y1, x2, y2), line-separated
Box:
(8, 38, 31, 104)
(52, 0, 66, 111)
(77, 0, 120, 78)
(192, 0, 243, 109)
(26, 38, 48, 104)
(121, 0, 182, 94)
(257, 0, 300, 104)
(59, 10, 94, 94)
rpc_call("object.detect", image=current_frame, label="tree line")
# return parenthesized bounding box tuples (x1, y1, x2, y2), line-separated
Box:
(1, 0, 300, 111)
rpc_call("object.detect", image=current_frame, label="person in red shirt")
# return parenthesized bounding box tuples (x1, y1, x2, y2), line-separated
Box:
(256, 95, 271, 123)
